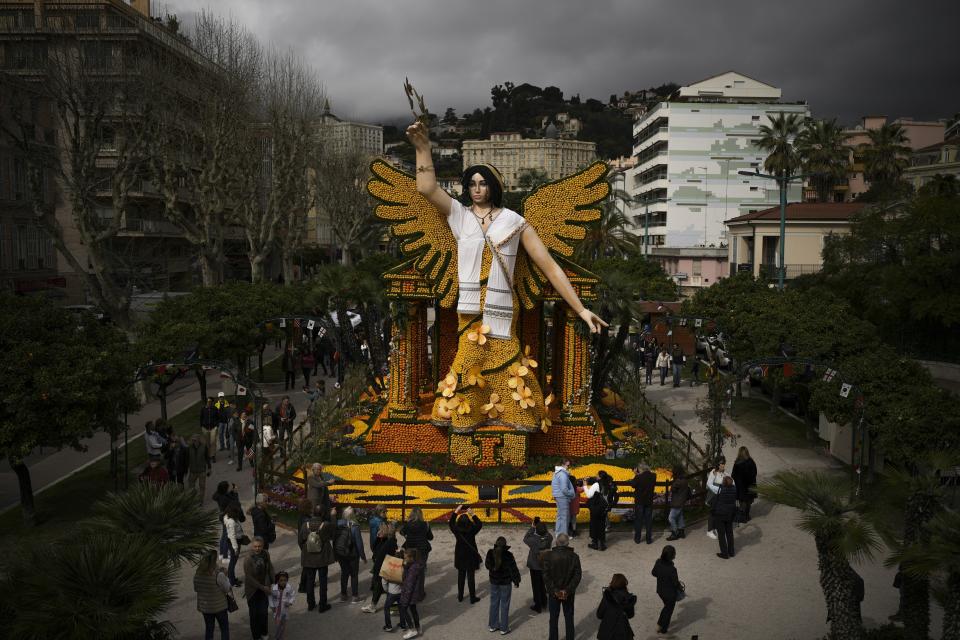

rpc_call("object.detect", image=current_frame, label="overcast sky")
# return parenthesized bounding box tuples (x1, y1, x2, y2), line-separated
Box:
(162, 0, 958, 128)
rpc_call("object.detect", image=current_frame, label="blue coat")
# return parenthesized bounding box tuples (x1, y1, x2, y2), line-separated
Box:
(551, 467, 574, 500)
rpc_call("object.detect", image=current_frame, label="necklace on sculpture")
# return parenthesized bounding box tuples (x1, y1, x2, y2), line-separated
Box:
(472, 206, 498, 226)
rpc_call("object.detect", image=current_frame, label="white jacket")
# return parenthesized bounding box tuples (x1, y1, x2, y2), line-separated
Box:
(656, 352, 671, 369)
(707, 470, 733, 495)
(224, 514, 243, 553)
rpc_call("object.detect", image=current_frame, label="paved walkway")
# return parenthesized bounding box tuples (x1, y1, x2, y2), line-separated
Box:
(0, 345, 310, 513)
(158, 379, 938, 640)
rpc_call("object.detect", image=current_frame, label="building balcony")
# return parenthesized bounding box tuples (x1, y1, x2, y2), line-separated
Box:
(633, 130, 669, 156)
(731, 262, 823, 279)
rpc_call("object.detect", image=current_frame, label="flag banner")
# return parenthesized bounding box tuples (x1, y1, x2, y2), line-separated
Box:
(280, 318, 286, 328)
(307, 319, 316, 331)
(679, 318, 688, 326)
(695, 318, 702, 328)
(823, 368, 837, 382)
(293, 318, 302, 331)
(667, 330, 673, 336)
(237, 385, 247, 396)
(783, 363, 794, 378)
(316, 327, 326, 338)
(840, 383, 852, 398)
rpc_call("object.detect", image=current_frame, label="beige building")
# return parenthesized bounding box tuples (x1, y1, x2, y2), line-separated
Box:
(315, 100, 383, 158)
(903, 139, 960, 190)
(725, 202, 867, 280)
(461, 132, 596, 190)
(842, 116, 945, 200)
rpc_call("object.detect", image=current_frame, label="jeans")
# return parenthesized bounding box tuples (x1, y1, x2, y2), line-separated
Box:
(202, 610, 229, 640)
(547, 593, 575, 640)
(634, 504, 654, 542)
(339, 557, 360, 596)
(717, 518, 735, 556)
(226, 545, 239, 585)
(217, 422, 232, 451)
(399, 603, 420, 631)
(672, 363, 682, 386)
(530, 569, 546, 610)
(219, 523, 229, 557)
(668, 507, 685, 533)
(645, 368, 653, 384)
(657, 594, 676, 631)
(303, 565, 328, 609)
(383, 593, 403, 628)
(247, 590, 269, 639)
(554, 499, 571, 538)
(659, 367, 668, 385)
(488, 582, 513, 631)
(284, 371, 296, 390)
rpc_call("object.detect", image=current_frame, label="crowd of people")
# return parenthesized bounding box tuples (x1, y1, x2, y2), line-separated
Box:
(191, 451, 760, 640)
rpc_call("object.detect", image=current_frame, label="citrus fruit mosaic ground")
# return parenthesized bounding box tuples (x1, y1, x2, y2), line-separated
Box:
(280, 462, 672, 524)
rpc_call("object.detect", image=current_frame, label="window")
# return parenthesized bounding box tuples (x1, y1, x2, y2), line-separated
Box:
(13, 159, 25, 200)
(751, 115, 760, 121)
(750, 186, 758, 191)
(693, 259, 702, 276)
(14, 225, 27, 270)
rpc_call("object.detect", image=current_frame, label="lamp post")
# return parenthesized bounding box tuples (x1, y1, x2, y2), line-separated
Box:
(737, 169, 807, 291)
(697, 166, 709, 246)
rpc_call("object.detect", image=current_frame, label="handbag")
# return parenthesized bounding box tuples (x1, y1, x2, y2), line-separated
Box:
(226, 593, 239, 613)
(675, 580, 687, 602)
(238, 534, 251, 546)
(379, 555, 404, 584)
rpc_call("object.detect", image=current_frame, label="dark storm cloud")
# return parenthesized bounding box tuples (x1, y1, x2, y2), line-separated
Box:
(164, 0, 958, 126)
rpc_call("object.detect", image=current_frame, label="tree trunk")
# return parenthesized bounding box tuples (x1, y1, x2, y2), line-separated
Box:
(258, 343, 265, 381)
(281, 251, 296, 286)
(195, 366, 208, 404)
(340, 243, 353, 266)
(159, 384, 168, 422)
(902, 488, 937, 640)
(944, 570, 960, 640)
(815, 535, 864, 640)
(11, 458, 35, 527)
(199, 251, 219, 287)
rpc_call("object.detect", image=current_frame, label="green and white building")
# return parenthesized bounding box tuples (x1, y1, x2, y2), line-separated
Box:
(627, 71, 810, 248)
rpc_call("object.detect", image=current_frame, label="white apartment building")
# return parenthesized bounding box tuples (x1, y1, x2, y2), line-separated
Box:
(462, 132, 596, 190)
(626, 71, 809, 248)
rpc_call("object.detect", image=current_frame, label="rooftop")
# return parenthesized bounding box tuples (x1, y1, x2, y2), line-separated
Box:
(726, 202, 867, 224)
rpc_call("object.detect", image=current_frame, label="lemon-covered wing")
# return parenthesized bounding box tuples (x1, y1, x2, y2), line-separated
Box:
(367, 159, 458, 307)
(514, 161, 610, 308)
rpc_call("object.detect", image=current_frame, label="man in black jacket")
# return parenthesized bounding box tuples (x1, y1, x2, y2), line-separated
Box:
(541, 534, 581, 640)
(630, 463, 657, 544)
(250, 493, 276, 550)
(200, 397, 219, 463)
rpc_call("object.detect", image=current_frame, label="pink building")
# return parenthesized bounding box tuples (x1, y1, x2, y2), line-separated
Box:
(843, 116, 945, 200)
(649, 246, 727, 297)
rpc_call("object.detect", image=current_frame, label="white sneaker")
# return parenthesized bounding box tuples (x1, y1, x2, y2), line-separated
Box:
(227, 459, 233, 465)
(361, 604, 376, 613)
(402, 630, 418, 639)
(706, 530, 717, 539)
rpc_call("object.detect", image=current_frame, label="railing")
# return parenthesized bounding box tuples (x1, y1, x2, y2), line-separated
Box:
(758, 263, 822, 280)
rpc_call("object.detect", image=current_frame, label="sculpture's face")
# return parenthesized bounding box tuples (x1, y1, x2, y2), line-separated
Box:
(468, 172, 491, 206)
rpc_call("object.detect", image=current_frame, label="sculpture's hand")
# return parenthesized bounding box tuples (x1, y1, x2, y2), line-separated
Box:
(406, 121, 430, 151)
(578, 308, 608, 334)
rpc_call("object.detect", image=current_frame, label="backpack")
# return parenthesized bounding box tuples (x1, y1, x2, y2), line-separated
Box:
(606, 481, 620, 507)
(265, 518, 277, 544)
(306, 527, 324, 554)
(334, 523, 356, 559)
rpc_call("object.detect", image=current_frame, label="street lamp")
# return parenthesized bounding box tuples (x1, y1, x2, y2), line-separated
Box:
(696, 166, 708, 246)
(738, 168, 808, 291)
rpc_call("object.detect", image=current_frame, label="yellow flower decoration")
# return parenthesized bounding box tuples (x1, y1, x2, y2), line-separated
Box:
(467, 323, 491, 346)
(440, 373, 458, 398)
(544, 392, 554, 407)
(507, 362, 529, 389)
(456, 398, 471, 415)
(435, 398, 452, 419)
(511, 385, 535, 409)
(521, 345, 538, 369)
(481, 393, 505, 419)
(540, 415, 552, 432)
(465, 365, 486, 389)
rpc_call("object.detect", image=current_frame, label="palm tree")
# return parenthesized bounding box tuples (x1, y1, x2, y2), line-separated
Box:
(894, 507, 960, 640)
(920, 173, 959, 198)
(796, 118, 850, 202)
(757, 112, 804, 179)
(1, 532, 176, 639)
(862, 122, 911, 186)
(86, 483, 220, 565)
(576, 188, 636, 262)
(761, 470, 881, 640)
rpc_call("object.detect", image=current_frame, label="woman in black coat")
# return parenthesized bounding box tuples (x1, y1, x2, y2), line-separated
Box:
(596, 573, 636, 640)
(731, 446, 758, 521)
(711, 476, 739, 559)
(449, 505, 483, 603)
(651, 545, 682, 635)
(400, 506, 434, 597)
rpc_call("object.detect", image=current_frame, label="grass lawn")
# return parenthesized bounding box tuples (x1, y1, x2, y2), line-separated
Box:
(0, 400, 204, 545)
(730, 396, 814, 449)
